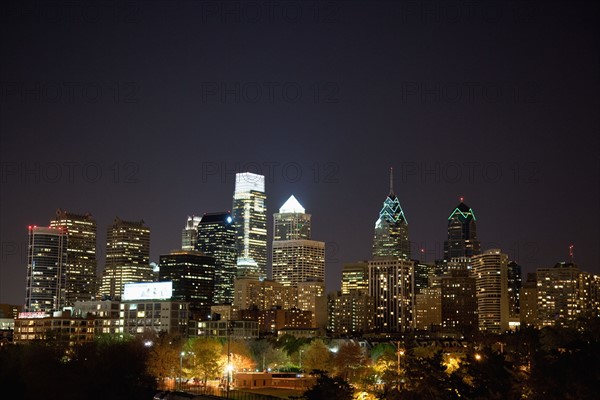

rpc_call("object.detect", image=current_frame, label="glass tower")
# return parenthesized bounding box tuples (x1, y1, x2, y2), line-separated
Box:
(372, 168, 410, 260)
(182, 215, 202, 251)
(197, 212, 237, 305)
(443, 200, 481, 260)
(25, 226, 68, 312)
(232, 172, 267, 279)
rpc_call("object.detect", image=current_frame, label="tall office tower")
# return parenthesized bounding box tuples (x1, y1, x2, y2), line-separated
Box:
(372, 168, 410, 260)
(99, 218, 151, 300)
(341, 261, 369, 295)
(472, 249, 509, 333)
(159, 250, 215, 320)
(197, 212, 237, 305)
(182, 215, 202, 251)
(368, 258, 416, 332)
(272, 195, 325, 286)
(232, 172, 267, 279)
(443, 200, 481, 261)
(536, 262, 582, 327)
(49, 209, 97, 306)
(273, 195, 311, 240)
(507, 261, 522, 321)
(520, 273, 538, 328)
(25, 226, 68, 312)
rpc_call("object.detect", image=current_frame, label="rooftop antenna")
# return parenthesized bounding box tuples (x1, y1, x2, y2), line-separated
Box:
(569, 244, 574, 263)
(389, 166, 394, 195)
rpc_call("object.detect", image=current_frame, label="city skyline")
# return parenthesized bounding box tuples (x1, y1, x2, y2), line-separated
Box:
(1, 1, 598, 307)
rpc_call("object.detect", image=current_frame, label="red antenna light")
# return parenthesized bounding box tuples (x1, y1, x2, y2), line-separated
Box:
(460, 196, 464, 202)
(569, 244, 574, 262)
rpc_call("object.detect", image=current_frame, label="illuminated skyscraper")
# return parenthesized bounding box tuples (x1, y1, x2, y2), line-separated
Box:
(25, 226, 68, 312)
(272, 195, 325, 286)
(49, 209, 97, 306)
(372, 168, 410, 260)
(472, 249, 509, 333)
(232, 172, 267, 279)
(273, 195, 311, 241)
(181, 215, 202, 251)
(197, 212, 237, 305)
(443, 200, 481, 260)
(99, 218, 151, 300)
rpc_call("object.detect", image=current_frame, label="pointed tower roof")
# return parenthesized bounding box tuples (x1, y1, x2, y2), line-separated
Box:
(279, 195, 305, 214)
(448, 199, 476, 221)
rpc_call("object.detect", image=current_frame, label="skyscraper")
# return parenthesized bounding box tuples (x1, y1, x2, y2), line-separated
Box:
(181, 215, 202, 251)
(273, 195, 311, 241)
(49, 209, 97, 306)
(159, 250, 215, 320)
(232, 172, 267, 279)
(99, 218, 151, 300)
(25, 226, 68, 312)
(472, 249, 509, 333)
(272, 195, 325, 286)
(372, 168, 410, 260)
(197, 212, 237, 305)
(443, 200, 481, 260)
(368, 258, 415, 332)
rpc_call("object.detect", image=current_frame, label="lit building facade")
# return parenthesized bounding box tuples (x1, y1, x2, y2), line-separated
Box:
(341, 261, 369, 295)
(232, 172, 267, 279)
(368, 258, 415, 332)
(99, 218, 151, 300)
(472, 249, 509, 333)
(181, 215, 202, 251)
(25, 226, 68, 312)
(49, 209, 98, 306)
(197, 212, 237, 305)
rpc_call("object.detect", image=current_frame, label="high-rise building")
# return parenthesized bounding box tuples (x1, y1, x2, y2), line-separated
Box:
(181, 215, 202, 251)
(439, 267, 477, 332)
(99, 218, 151, 300)
(536, 262, 582, 327)
(372, 168, 410, 260)
(272, 195, 325, 286)
(49, 209, 97, 306)
(443, 200, 481, 260)
(507, 261, 522, 321)
(472, 249, 509, 333)
(368, 258, 415, 332)
(25, 226, 68, 312)
(232, 172, 267, 279)
(197, 212, 237, 305)
(158, 250, 215, 320)
(341, 261, 369, 295)
(520, 272, 538, 328)
(273, 195, 311, 240)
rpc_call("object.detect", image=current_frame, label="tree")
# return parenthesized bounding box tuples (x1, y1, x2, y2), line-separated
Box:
(302, 339, 333, 374)
(332, 341, 367, 382)
(302, 373, 354, 400)
(188, 337, 224, 384)
(146, 334, 180, 388)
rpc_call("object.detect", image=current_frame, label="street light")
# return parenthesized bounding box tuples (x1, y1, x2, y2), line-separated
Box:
(396, 341, 405, 391)
(180, 351, 185, 391)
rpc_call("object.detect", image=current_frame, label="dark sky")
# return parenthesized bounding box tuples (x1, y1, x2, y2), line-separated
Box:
(1, 0, 598, 306)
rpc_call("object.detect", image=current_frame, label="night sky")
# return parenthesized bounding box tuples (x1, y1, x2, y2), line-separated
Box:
(1, 0, 598, 306)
